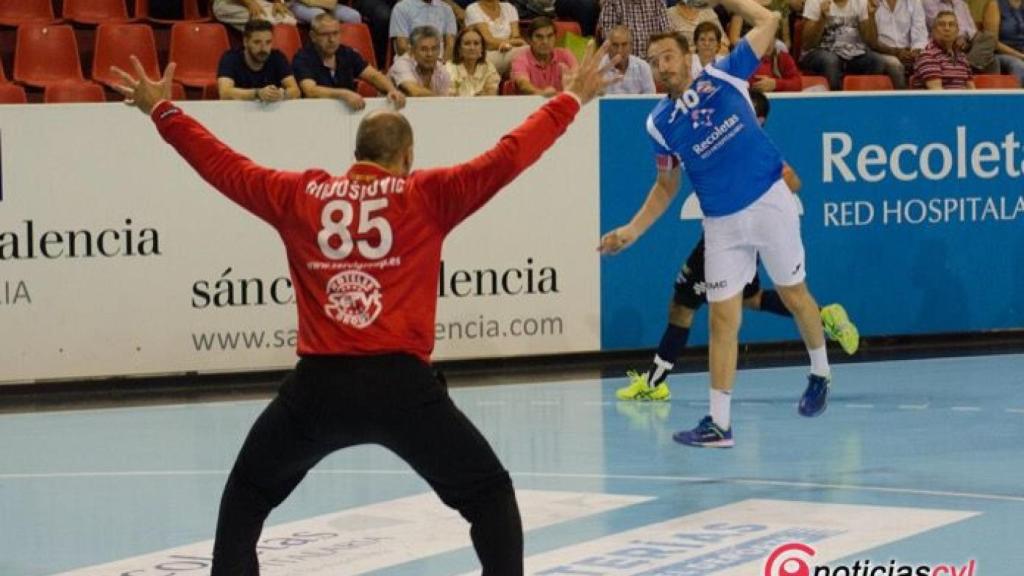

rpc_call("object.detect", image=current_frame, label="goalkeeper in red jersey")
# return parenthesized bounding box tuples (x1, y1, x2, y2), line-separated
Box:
(111, 42, 616, 575)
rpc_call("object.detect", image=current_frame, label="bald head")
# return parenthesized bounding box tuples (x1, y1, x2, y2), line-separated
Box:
(354, 110, 414, 167)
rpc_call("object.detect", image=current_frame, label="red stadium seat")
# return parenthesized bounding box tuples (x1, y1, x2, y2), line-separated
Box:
(842, 74, 894, 91)
(0, 83, 29, 103)
(91, 23, 159, 89)
(973, 74, 1020, 89)
(800, 75, 829, 91)
(44, 80, 106, 102)
(273, 24, 303, 60)
(340, 22, 377, 68)
(169, 22, 230, 88)
(62, 0, 132, 25)
(356, 79, 378, 97)
(13, 24, 84, 87)
(0, 0, 57, 27)
(172, 81, 186, 100)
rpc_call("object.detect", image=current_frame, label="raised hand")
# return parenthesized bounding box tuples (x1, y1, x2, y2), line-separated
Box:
(111, 56, 176, 115)
(566, 40, 622, 106)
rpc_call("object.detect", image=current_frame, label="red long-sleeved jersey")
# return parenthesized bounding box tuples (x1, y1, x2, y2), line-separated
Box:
(152, 95, 581, 362)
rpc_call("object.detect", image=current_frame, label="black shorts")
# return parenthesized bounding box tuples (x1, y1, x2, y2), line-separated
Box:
(673, 234, 762, 309)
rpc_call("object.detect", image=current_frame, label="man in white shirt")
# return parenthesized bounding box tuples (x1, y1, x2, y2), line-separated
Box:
(800, 0, 889, 89)
(601, 25, 657, 94)
(390, 0, 459, 61)
(389, 25, 453, 95)
(866, 0, 928, 87)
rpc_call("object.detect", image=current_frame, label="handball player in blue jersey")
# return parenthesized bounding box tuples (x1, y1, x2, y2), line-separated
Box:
(600, 0, 845, 447)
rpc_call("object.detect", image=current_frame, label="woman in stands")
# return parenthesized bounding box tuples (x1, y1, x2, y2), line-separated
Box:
(447, 27, 501, 96)
(465, 0, 526, 75)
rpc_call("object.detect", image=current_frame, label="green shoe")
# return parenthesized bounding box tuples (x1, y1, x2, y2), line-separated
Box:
(616, 370, 671, 401)
(821, 303, 860, 355)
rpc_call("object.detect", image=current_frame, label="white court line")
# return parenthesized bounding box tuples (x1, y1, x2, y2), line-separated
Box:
(1006, 408, 1024, 414)
(529, 400, 561, 406)
(3, 468, 1023, 503)
(951, 406, 983, 412)
(899, 404, 929, 410)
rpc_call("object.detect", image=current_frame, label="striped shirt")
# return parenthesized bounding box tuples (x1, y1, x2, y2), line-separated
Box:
(598, 0, 671, 57)
(911, 38, 973, 88)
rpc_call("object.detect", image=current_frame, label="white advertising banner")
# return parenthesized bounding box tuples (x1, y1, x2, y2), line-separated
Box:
(0, 98, 600, 384)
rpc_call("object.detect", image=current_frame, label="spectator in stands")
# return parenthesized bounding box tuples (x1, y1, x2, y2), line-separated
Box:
(599, 0, 672, 57)
(866, 0, 928, 88)
(293, 14, 407, 109)
(390, 0, 459, 61)
(446, 27, 501, 95)
(389, 25, 453, 96)
(987, 0, 1024, 84)
(287, 0, 361, 25)
(667, 1, 730, 52)
(601, 25, 656, 93)
(217, 19, 301, 101)
(923, 0, 999, 71)
(511, 17, 579, 96)
(690, 21, 726, 76)
(213, 0, 297, 31)
(800, 0, 888, 90)
(749, 39, 804, 90)
(912, 9, 977, 86)
(465, 0, 525, 75)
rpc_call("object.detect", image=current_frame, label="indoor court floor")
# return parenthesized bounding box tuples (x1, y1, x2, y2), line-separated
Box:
(2, 353, 1022, 575)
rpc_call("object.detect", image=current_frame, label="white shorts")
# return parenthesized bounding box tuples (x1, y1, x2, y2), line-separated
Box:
(702, 180, 806, 303)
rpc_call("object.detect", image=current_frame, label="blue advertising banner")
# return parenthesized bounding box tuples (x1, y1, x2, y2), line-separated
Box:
(599, 94, 1024, 350)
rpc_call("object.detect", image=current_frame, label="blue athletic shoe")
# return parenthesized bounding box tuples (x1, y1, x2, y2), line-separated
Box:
(799, 374, 831, 417)
(672, 415, 734, 448)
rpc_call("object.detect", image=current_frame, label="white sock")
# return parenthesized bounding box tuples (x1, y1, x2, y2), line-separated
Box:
(710, 388, 732, 430)
(808, 345, 830, 377)
(648, 355, 673, 388)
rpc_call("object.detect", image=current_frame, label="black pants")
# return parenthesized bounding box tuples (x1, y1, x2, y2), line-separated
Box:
(211, 353, 523, 575)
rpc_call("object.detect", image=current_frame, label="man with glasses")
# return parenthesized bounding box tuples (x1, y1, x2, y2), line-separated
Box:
(293, 13, 406, 109)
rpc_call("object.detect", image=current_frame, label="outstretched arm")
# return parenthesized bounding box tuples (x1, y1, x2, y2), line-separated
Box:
(112, 56, 303, 225)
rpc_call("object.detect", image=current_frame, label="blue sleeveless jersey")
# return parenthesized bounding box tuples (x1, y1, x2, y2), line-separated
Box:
(646, 40, 785, 217)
